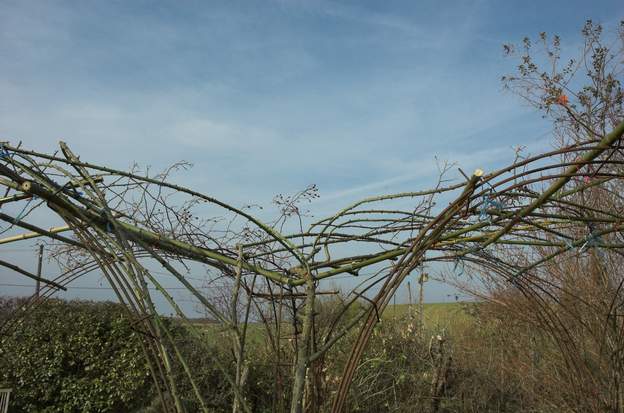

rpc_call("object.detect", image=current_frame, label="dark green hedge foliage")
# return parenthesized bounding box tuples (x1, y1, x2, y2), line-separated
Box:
(0, 297, 153, 413)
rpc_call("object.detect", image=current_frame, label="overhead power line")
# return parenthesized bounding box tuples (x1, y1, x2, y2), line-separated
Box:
(0, 283, 227, 291)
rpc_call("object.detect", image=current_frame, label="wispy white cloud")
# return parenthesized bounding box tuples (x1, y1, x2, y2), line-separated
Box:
(314, 131, 552, 208)
(2, 0, 614, 305)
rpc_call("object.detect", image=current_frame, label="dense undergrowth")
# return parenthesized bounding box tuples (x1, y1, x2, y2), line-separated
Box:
(0, 296, 569, 412)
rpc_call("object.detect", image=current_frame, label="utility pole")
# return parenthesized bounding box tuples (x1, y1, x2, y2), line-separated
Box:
(35, 245, 43, 297)
(407, 281, 413, 319)
(418, 272, 428, 335)
(393, 294, 396, 317)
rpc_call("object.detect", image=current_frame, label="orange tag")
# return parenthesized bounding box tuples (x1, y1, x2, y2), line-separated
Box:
(557, 94, 569, 105)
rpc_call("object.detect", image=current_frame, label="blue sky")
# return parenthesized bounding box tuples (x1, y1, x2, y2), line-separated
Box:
(1, 0, 623, 306)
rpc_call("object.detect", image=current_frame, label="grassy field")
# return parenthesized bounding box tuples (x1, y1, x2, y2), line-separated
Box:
(384, 302, 474, 330)
(189, 301, 475, 345)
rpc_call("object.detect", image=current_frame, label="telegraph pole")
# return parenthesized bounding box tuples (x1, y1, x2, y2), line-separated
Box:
(407, 281, 413, 319)
(418, 272, 428, 335)
(35, 245, 43, 297)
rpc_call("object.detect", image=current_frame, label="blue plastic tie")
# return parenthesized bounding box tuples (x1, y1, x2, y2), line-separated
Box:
(580, 233, 601, 253)
(0, 145, 10, 159)
(579, 223, 602, 253)
(479, 195, 503, 223)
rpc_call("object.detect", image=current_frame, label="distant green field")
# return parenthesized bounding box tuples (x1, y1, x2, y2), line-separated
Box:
(383, 302, 474, 330)
(187, 301, 476, 345)
(188, 320, 268, 346)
